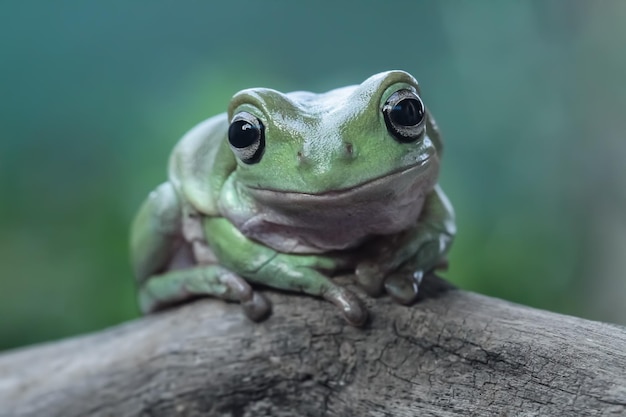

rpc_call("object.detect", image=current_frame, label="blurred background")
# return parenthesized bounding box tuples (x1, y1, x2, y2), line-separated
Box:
(1, 1, 625, 351)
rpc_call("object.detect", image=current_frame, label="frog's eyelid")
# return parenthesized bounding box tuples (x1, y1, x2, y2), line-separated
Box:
(380, 83, 418, 102)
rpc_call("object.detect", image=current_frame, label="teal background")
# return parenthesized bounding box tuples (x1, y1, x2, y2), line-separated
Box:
(2, 1, 625, 351)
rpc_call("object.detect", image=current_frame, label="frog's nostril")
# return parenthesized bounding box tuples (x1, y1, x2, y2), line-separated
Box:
(296, 149, 311, 166)
(343, 142, 356, 159)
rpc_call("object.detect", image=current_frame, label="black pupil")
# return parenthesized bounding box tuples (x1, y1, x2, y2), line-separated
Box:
(390, 98, 424, 127)
(228, 120, 259, 148)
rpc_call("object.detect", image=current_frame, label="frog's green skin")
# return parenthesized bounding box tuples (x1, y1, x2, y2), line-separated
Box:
(130, 70, 455, 326)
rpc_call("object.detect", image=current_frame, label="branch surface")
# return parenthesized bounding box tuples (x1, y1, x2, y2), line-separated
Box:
(1, 275, 625, 417)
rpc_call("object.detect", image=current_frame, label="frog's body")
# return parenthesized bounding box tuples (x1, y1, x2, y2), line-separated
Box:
(131, 70, 455, 325)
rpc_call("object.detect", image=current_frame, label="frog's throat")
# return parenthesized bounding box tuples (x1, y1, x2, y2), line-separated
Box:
(227, 157, 438, 253)
(244, 157, 433, 205)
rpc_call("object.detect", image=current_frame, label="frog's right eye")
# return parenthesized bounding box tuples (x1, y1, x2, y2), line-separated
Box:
(228, 112, 265, 164)
(382, 89, 426, 143)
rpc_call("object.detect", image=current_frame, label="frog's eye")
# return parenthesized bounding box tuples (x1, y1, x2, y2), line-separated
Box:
(382, 89, 426, 143)
(228, 112, 265, 164)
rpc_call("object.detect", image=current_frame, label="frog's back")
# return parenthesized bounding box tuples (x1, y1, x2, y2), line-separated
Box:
(168, 113, 236, 216)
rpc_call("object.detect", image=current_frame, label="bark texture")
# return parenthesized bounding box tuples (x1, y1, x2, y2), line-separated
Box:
(0, 275, 625, 417)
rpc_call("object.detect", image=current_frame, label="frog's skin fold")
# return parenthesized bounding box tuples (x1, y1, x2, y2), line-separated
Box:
(130, 70, 456, 326)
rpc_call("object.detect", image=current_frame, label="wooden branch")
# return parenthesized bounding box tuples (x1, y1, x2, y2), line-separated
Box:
(1, 275, 625, 417)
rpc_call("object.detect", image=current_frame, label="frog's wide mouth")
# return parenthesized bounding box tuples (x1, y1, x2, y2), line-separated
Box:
(244, 157, 436, 205)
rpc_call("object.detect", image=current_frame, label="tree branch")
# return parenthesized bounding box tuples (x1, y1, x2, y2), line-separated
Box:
(1, 275, 625, 417)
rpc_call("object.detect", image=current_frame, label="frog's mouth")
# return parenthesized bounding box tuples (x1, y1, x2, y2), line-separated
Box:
(245, 157, 437, 207)
(234, 157, 439, 253)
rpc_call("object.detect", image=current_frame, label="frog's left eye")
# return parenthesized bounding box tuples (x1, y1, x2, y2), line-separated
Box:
(382, 89, 426, 143)
(228, 112, 265, 164)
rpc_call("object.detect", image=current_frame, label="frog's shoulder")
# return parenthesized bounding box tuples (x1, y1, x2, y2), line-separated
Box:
(168, 113, 236, 216)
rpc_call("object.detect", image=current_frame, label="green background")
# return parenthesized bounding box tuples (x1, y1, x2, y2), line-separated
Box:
(2, 1, 625, 351)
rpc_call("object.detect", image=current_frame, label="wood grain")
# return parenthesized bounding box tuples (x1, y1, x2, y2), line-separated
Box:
(1, 275, 624, 417)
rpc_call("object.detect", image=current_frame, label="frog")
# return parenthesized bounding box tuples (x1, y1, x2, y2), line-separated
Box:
(130, 70, 455, 326)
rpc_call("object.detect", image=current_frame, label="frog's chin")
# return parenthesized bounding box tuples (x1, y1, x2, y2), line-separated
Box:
(245, 158, 436, 207)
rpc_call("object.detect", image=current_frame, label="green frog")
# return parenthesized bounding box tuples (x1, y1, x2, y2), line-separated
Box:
(130, 70, 455, 326)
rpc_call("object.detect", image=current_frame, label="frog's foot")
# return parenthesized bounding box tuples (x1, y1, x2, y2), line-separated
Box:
(249, 253, 368, 326)
(355, 237, 448, 304)
(383, 255, 450, 304)
(139, 264, 271, 322)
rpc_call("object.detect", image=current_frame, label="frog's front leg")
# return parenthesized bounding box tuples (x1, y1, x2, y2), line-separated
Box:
(139, 263, 271, 321)
(131, 182, 270, 321)
(355, 185, 455, 304)
(204, 217, 368, 326)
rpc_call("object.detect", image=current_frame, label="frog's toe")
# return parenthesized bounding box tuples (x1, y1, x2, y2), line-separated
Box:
(384, 269, 424, 305)
(343, 302, 368, 327)
(217, 271, 253, 300)
(241, 291, 272, 322)
(217, 272, 272, 322)
(354, 262, 385, 296)
(325, 287, 368, 326)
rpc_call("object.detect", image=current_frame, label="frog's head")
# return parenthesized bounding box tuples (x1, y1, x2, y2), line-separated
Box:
(226, 70, 440, 206)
